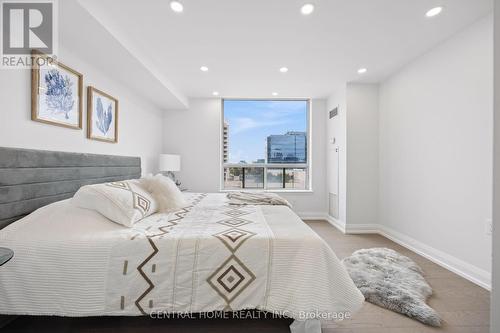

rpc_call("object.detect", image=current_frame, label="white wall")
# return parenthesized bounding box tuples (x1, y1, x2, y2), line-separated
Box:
(378, 15, 493, 285)
(163, 98, 328, 216)
(0, 45, 164, 174)
(346, 84, 379, 226)
(326, 83, 379, 228)
(326, 85, 347, 225)
(163, 99, 222, 192)
(492, 0, 500, 329)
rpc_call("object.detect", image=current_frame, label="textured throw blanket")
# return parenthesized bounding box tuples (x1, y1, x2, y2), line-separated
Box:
(227, 192, 292, 207)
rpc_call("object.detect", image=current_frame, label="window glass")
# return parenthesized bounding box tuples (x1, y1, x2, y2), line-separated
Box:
(223, 100, 309, 190)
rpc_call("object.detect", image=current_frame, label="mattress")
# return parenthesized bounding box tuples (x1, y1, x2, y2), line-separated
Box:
(0, 193, 364, 321)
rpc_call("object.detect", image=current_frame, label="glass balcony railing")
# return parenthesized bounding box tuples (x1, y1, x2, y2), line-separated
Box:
(223, 166, 307, 190)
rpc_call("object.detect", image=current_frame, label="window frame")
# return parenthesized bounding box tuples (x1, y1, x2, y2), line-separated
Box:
(220, 98, 313, 192)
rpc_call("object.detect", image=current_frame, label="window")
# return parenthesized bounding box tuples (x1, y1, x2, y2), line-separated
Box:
(222, 99, 310, 191)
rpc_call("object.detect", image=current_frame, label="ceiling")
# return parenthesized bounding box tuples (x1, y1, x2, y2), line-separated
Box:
(60, 0, 189, 109)
(76, 0, 492, 106)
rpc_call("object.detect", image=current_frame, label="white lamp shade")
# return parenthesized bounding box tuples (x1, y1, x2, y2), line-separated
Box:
(159, 154, 181, 172)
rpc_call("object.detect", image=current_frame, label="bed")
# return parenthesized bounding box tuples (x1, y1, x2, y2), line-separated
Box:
(0, 147, 364, 333)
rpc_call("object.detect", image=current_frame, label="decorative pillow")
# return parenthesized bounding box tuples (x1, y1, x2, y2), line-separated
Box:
(141, 174, 189, 213)
(72, 179, 158, 227)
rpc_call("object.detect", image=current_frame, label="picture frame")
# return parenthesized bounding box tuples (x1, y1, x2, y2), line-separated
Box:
(87, 86, 119, 143)
(31, 50, 83, 129)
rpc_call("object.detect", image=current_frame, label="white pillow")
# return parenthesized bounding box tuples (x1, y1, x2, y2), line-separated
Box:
(72, 179, 158, 227)
(141, 174, 188, 213)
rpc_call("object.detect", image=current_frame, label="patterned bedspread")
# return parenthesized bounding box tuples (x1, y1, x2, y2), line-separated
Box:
(0, 193, 364, 322)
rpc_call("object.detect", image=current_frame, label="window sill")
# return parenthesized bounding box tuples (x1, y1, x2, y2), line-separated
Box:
(220, 189, 314, 194)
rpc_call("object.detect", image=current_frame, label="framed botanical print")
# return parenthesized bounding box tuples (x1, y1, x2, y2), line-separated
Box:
(87, 86, 118, 143)
(31, 51, 83, 129)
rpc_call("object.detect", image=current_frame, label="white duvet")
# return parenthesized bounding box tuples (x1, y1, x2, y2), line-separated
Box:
(0, 193, 363, 325)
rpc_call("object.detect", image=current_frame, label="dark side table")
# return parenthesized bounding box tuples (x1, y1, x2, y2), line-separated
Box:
(0, 247, 13, 266)
(0, 247, 15, 329)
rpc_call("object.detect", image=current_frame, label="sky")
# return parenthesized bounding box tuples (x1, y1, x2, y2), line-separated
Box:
(224, 100, 307, 163)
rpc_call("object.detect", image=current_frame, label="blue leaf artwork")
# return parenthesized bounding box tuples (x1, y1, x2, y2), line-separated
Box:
(95, 97, 113, 135)
(44, 69, 75, 119)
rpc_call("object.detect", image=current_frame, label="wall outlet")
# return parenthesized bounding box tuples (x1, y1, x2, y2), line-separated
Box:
(485, 218, 492, 236)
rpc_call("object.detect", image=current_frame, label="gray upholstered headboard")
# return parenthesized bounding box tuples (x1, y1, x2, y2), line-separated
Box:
(0, 147, 141, 229)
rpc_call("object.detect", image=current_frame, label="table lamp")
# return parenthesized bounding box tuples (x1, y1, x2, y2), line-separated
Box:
(159, 154, 181, 185)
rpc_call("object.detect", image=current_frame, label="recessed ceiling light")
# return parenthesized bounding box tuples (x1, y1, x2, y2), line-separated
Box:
(272, 92, 279, 96)
(170, 1, 184, 13)
(357, 68, 367, 74)
(212, 91, 219, 96)
(279, 67, 289, 73)
(200, 66, 209, 72)
(425, 6, 443, 18)
(301, 3, 315, 15)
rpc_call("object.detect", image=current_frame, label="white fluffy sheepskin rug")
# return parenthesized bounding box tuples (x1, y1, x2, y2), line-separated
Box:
(342, 248, 441, 327)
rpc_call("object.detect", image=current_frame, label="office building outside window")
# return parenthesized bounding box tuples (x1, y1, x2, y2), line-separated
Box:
(222, 99, 310, 191)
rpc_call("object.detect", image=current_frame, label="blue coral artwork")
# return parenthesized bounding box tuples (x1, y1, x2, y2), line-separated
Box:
(95, 97, 113, 135)
(88, 87, 118, 143)
(37, 64, 81, 128)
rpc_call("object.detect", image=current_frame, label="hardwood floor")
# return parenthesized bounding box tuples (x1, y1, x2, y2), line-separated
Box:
(3, 220, 490, 333)
(307, 221, 490, 333)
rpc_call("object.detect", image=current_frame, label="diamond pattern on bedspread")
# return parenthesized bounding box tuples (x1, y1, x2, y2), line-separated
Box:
(207, 255, 256, 306)
(216, 217, 253, 228)
(109, 195, 272, 316)
(205, 205, 264, 310)
(213, 228, 256, 252)
(222, 209, 251, 218)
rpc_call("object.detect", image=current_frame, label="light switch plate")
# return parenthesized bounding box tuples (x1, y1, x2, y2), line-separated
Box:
(485, 218, 493, 236)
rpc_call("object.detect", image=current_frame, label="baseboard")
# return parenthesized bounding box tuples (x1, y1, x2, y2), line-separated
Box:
(377, 224, 491, 291)
(298, 212, 329, 221)
(300, 212, 491, 290)
(344, 223, 379, 234)
(325, 215, 346, 233)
